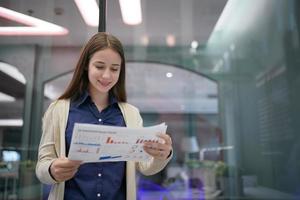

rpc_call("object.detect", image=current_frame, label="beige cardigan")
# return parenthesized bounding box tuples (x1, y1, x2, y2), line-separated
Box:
(36, 99, 172, 200)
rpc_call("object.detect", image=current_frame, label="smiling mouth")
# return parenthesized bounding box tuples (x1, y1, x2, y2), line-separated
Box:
(98, 80, 111, 87)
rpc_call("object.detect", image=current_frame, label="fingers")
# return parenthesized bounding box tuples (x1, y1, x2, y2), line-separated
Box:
(143, 145, 171, 160)
(54, 157, 81, 168)
(50, 157, 82, 182)
(145, 141, 170, 152)
(143, 133, 173, 160)
(53, 169, 78, 182)
(157, 133, 172, 145)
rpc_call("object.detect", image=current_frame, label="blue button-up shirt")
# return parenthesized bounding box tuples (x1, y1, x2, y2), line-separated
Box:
(64, 92, 126, 200)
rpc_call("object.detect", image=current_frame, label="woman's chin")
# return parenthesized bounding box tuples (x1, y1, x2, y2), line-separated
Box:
(89, 84, 113, 94)
(97, 87, 112, 94)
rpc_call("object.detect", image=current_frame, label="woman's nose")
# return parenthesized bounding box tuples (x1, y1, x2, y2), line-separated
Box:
(102, 69, 111, 78)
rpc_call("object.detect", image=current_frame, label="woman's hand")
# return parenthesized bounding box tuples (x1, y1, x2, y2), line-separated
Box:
(50, 157, 82, 182)
(143, 133, 173, 160)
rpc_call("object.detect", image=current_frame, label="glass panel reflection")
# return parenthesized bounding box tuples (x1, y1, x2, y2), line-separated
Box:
(107, 0, 300, 199)
(0, 62, 25, 200)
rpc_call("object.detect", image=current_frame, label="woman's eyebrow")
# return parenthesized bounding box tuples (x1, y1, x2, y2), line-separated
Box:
(93, 61, 120, 66)
(94, 61, 105, 64)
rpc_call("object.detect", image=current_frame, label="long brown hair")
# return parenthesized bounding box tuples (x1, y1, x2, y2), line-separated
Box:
(58, 32, 127, 102)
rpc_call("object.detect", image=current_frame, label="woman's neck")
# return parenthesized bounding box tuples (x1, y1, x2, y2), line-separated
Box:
(89, 90, 109, 111)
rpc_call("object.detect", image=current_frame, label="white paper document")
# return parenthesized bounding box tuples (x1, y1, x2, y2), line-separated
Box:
(68, 123, 167, 162)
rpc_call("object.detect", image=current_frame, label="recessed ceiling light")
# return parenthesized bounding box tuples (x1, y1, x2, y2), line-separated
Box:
(119, 0, 142, 25)
(74, 0, 142, 26)
(166, 72, 173, 78)
(166, 34, 176, 47)
(0, 7, 68, 36)
(140, 35, 149, 46)
(191, 40, 199, 49)
(74, 0, 99, 27)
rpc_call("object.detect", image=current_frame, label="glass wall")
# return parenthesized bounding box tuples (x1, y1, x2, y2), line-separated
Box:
(106, 0, 299, 199)
(0, 0, 98, 199)
(0, 0, 300, 199)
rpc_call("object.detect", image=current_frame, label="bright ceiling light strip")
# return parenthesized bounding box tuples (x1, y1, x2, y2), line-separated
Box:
(119, 0, 142, 25)
(0, 119, 23, 127)
(0, 62, 26, 84)
(0, 7, 68, 36)
(74, 0, 99, 27)
(0, 92, 15, 102)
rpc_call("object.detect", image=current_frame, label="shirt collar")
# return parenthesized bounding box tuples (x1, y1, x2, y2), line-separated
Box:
(71, 91, 90, 108)
(108, 92, 118, 105)
(72, 91, 118, 108)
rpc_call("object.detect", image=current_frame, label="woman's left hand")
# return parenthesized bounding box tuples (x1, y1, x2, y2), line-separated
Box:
(143, 133, 173, 160)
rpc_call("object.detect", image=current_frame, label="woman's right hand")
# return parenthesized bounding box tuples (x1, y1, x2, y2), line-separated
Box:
(50, 157, 82, 182)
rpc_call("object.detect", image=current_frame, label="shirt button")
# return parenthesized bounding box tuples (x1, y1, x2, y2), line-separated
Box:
(97, 193, 101, 197)
(98, 118, 102, 122)
(98, 173, 102, 177)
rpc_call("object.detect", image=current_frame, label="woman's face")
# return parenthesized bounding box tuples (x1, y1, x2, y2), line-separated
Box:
(88, 48, 121, 96)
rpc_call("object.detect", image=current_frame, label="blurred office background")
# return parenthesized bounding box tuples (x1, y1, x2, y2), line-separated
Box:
(0, 0, 299, 199)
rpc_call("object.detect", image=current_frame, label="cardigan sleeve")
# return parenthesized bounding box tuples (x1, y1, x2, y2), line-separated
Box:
(136, 151, 173, 176)
(131, 106, 173, 176)
(35, 101, 60, 184)
(117, 102, 173, 176)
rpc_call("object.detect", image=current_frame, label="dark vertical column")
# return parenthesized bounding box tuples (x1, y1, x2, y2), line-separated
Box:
(98, 0, 106, 32)
(19, 45, 42, 199)
(295, 0, 300, 39)
(28, 46, 45, 159)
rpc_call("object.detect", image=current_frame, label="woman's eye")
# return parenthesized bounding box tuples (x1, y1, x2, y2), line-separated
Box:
(111, 68, 119, 72)
(95, 65, 104, 69)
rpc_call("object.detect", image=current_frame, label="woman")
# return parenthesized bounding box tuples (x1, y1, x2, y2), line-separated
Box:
(36, 32, 173, 200)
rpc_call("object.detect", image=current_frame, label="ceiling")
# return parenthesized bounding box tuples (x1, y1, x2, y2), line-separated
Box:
(0, 0, 228, 46)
